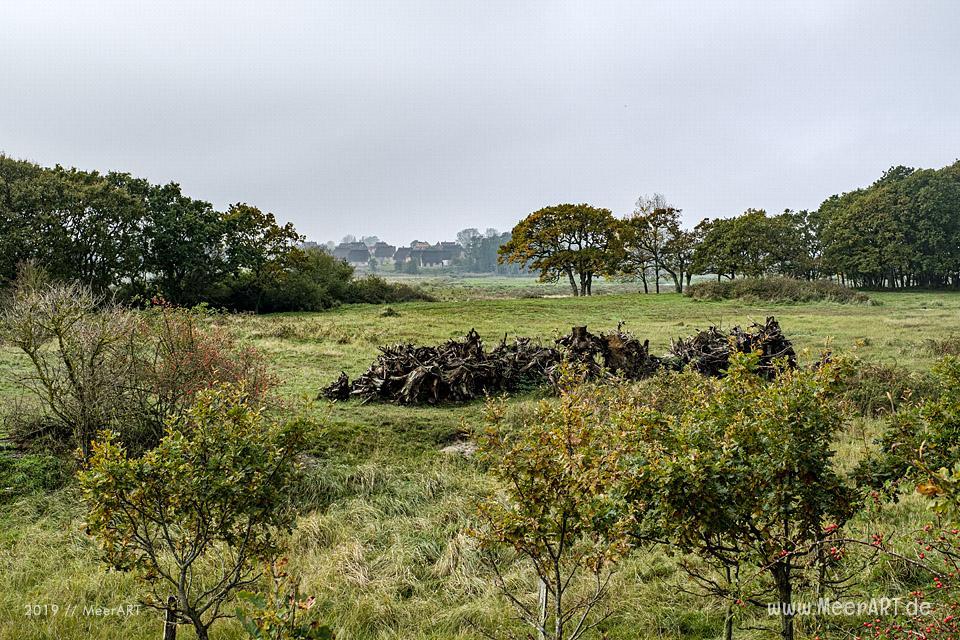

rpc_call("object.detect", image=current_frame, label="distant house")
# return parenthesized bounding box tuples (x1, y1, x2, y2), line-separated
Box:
(345, 247, 371, 265)
(366, 240, 468, 268)
(410, 248, 444, 267)
(437, 242, 463, 261)
(388, 241, 465, 268)
(372, 242, 396, 260)
(333, 242, 370, 264)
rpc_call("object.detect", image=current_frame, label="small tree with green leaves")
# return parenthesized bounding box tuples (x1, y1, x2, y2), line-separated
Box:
(640, 354, 858, 640)
(79, 385, 314, 640)
(473, 366, 644, 640)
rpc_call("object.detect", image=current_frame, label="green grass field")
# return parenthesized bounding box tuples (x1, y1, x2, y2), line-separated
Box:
(2, 284, 959, 639)
(379, 272, 652, 300)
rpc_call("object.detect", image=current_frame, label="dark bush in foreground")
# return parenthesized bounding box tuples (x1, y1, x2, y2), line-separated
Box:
(686, 276, 871, 304)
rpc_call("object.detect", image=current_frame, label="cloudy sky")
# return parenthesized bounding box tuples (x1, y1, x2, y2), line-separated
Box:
(2, 1, 959, 244)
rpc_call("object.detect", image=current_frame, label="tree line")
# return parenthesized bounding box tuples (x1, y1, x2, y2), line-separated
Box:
(0, 155, 428, 311)
(499, 161, 960, 295)
(4, 154, 959, 304)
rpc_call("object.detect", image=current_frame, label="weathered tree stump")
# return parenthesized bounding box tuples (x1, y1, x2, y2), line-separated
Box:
(163, 596, 177, 640)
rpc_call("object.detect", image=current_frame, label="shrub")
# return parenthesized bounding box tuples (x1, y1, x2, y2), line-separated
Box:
(686, 276, 871, 304)
(257, 249, 354, 312)
(344, 275, 433, 304)
(1, 275, 275, 457)
(79, 385, 315, 640)
(0, 275, 142, 460)
(138, 303, 274, 436)
(639, 354, 858, 640)
(856, 357, 960, 492)
(839, 360, 939, 417)
(473, 365, 643, 640)
(478, 358, 858, 640)
(233, 250, 432, 311)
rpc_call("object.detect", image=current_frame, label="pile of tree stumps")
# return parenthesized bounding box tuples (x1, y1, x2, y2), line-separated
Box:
(667, 316, 796, 379)
(597, 323, 664, 380)
(320, 329, 560, 405)
(320, 316, 795, 404)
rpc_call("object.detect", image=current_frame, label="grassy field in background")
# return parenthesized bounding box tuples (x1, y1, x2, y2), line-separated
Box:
(2, 284, 959, 639)
(379, 272, 651, 299)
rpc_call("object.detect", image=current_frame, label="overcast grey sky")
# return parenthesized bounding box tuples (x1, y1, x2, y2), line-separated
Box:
(2, 1, 959, 244)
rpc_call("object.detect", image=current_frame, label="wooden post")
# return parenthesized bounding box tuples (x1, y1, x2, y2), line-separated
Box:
(163, 596, 177, 640)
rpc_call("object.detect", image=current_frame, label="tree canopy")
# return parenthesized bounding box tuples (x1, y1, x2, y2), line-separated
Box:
(0, 154, 429, 311)
(499, 203, 620, 296)
(5, 153, 960, 301)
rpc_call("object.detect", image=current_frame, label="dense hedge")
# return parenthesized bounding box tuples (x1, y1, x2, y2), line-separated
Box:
(685, 277, 871, 304)
(345, 275, 435, 304)
(235, 252, 432, 312)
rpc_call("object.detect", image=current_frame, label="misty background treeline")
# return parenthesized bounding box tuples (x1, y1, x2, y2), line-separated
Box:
(311, 228, 526, 275)
(727, 160, 960, 288)
(2, 154, 959, 312)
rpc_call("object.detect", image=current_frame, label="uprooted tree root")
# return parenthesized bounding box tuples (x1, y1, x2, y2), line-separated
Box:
(667, 316, 796, 379)
(320, 316, 795, 405)
(320, 330, 559, 405)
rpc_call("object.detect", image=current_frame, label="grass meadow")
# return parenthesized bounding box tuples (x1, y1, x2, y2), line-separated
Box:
(2, 280, 959, 639)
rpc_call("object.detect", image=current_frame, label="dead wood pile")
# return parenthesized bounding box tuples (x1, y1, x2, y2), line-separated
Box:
(667, 316, 796, 378)
(552, 324, 663, 381)
(320, 316, 795, 404)
(598, 323, 663, 380)
(320, 329, 559, 405)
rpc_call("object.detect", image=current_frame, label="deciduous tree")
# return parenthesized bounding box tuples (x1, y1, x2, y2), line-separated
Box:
(499, 204, 619, 296)
(80, 385, 314, 640)
(638, 355, 858, 640)
(473, 367, 642, 640)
